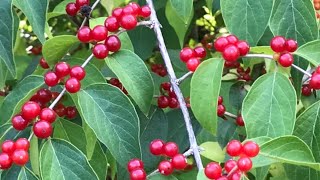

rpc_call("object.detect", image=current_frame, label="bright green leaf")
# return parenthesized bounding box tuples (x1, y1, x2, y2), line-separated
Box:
(200, 142, 225, 162)
(47, 0, 73, 19)
(197, 170, 209, 180)
(149, 173, 178, 180)
(294, 40, 320, 66)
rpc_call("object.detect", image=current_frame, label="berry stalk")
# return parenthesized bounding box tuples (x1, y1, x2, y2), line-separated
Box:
(176, 71, 193, 85)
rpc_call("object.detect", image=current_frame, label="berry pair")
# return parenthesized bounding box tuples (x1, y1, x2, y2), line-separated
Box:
(217, 96, 226, 117)
(53, 104, 78, 119)
(151, 64, 167, 77)
(127, 158, 146, 180)
(157, 82, 179, 109)
(270, 36, 297, 67)
(214, 35, 250, 62)
(108, 78, 128, 94)
(0, 138, 30, 169)
(66, 0, 90, 16)
(179, 46, 206, 72)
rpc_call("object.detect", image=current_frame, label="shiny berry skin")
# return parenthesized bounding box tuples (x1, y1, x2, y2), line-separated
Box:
(204, 162, 222, 179)
(12, 149, 29, 166)
(236, 41, 250, 56)
(222, 45, 240, 62)
(33, 120, 53, 139)
(104, 16, 120, 32)
(186, 58, 201, 72)
(66, 3, 79, 16)
(169, 91, 176, 98)
(91, 25, 108, 42)
(218, 96, 223, 105)
(12, 115, 28, 130)
(172, 154, 187, 170)
(237, 157, 252, 172)
(226, 140, 243, 157)
(55, 62, 71, 78)
(112, 7, 123, 19)
(127, 159, 144, 172)
(243, 141, 260, 157)
(270, 36, 286, 53)
(129, 2, 141, 15)
(65, 78, 81, 93)
(224, 159, 237, 173)
(36, 88, 52, 103)
(236, 115, 244, 126)
(315, 66, 320, 74)
(169, 98, 179, 108)
(0, 153, 12, 169)
(158, 69, 167, 77)
(39, 57, 49, 69)
(149, 139, 165, 155)
(15, 138, 30, 151)
(217, 104, 225, 117)
(75, 0, 90, 8)
(123, 6, 136, 16)
(120, 14, 137, 30)
(180, 47, 195, 62)
(278, 53, 294, 67)
(77, 26, 92, 43)
(230, 171, 242, 180)
(105, 35, 121, 52)
(66, 106, 77, 119)
(21, 101, 41, 120)
(226, 35, 239, 45)
(285, 39, 298, 52)
(2, 140, 15, 154)
(161, 82, 171, 91)
(157, 96, 169, 108)
(164, 142, 179, 157)
(310, 73, 320, 90)
(44, 71, 59, 87)
(194, 46, 206, 59)
(70, 66, 86, 80)
(214, 37, 229, 52)
(40, 108, 57, 123)
(140, 5, 151, 18)
(216, 176, 228, 180)
(130, 168, 146, 180)
(302, 85, 312, 96)
(53, 104, 67, 117)
(158, 160, 173, 176)
(92, 44, 108, 59)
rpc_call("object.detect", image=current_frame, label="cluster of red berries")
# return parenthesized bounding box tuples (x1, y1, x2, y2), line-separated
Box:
(108, 78, 128, 95)
(204, 140, 259, 180)
(66, 0, 90, 16)
(0, 138, 30, 169)
(44, 62, 86, 93)
(270, 36, 297, 67)
(179, 46, 207, 72)
(214, 35, 250, 62)
(314, 0, 320, 18)
(127, 158, 147, 180)
(217, 96, 226, 117)
(151, 64, 167, 77)
(157, 82, 179, 109)
(236, 67, 251, 82)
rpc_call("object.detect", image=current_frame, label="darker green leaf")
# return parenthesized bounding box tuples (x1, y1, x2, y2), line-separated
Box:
(294, 40, 320, 66)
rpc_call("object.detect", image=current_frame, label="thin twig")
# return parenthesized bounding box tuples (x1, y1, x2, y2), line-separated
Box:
(80, 0, 101, 28)
(224, 111, 237, 119)
(176, 71, 193, 85)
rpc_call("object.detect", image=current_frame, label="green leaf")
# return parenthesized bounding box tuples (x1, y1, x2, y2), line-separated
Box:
(168, 49, 188, 72)
(89, 142, 108, 180)
(165, 0, 194, 47)
(100, 0, 126, 15)
(29, 136, 39, 176)
(42, 35, 79, 66)
(284, 165, 320, 180)
(197, 170, 209, 180)
(18, 167, 39, 180)
(149, 173, 178, 180)
(75, 83, 141, 167)
(190, 58, 224, 135)
(221, 0, 273, 46)
(40, 139, 98, 179)
(106, 50, 154, 114)
(0, 75, 44, 124)
(200, 142, 225, 162)
(294, 40, 320, 66)
(47, 0, 73, 19)
(242, 73, 296, 138)
(13, 0, 49, 44)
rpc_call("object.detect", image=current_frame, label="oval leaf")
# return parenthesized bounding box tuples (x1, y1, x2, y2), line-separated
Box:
(294, 40, 320, 66)
(18, 167, 39, 180)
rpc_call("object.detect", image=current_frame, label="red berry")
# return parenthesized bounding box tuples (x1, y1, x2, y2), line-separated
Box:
(21, 101, 41, 120)
(130, 168, 146, 180)
(39, 57, 49, 69)
(120, 14, 137, 30)
(164, 142, 179, 157)
(236, 41, 250, 56)
(12, 115, 28, 131)
(53, 104, 67, 117)
(66, 106, 77, 119)
(278, 53, 293, 67)
(216, 176, 228, 180)
(204, 162, 222, 179)
(168, 91, 176, 98)
(161, 82, 171, 91)
(75, 0, 90, 8)
(36, 88, 52, 103)
(149, 139, 165, 155)
(65, 78, 81, 93)
(226, 35, 239, 45)
(44, 71, 59, 87)
(217, 104, 225, 117)
(1, 140, 15, 154)
(0, 153, 12, 169)
(218, 96, 223, 105)
(92, 44, 108, 59)
(109, 78, 121, 86)
(77, 26, 92, 43)
(180, 47, 195, 62)
(214, 37, 229, 52)
(91, 25, 108, 42)
(12, 149, 29, 166)
(105, 35, 121, 52)
(129, 2, 141, 15)
(70, 66, 86, 80)
(270, 36, 286, 53)
(158, 160, 173, 176)
(230, 170, 242, 180)
(302, 85, 312, 96)
(237, 157, 252, 172)
(242, 74, 251, 82)
(169, 97, 179, 108)
(194, 46, 206, 59)
(242, 141, 260, 157)
(158, 96, 169, 108)
(158, 69, 167, 77)
(127, 158, 144, 172)
(222, 45, 240, 62)
(123, 5, 136, 16)
(310, 73, 320, 90)
(112, 7, 123, 19)
(236, 115, 245, 126)
(40, 108, 56, 123)
(172, 154, 187, 170)
(140, 5, 151, 18)
(33, 120, 53, 139)
(285, 39, 298, 52)
(186, 58, 201, 72)
(226, 140, 243, 157)
(315, 66, 320, 74)
(224, 159, 237, 173)
(104, 16, 120, 32)
(15, 138, 30, 151)
(55, 62, 71, 78)
(66, 2, 79, 16)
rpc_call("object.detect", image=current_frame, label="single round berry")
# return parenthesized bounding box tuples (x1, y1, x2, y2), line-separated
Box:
(92, 44, 108, 59)
(226, 35, 239, 45)
(130, 168, 146, 180)
(158, 96, 169, 108)
(53, 104, 67, 117)
(315, 66, 320, 74)
(12, 115, 28, 131)
(104, 16, 120, 32)
(122, 5, 136, 16)
(66, 3, 79, 16)
(158, 69, 167, 77)
(217, 104, 226, 117)
(237, 157, 252, 172)
(105, 35, 121, 52)
(242, 141, 260, 157)
(236, 41, 250, 56)
(226, 140, 243, 157)
(302, 85, 312, 96)
(66, 106, 77, 119)
(164, 142, 179, 157)
(218, 96, 223, 105)
(285, 39, 298, 52)
(140, 5, 151, 18)
(36, 88, 52, 103)
(77, 26, 92, 43)
(222, 45, 240, 62)
(55, 62, 71, 78)
(194, 46, 207, 59)
(186, 58, 201, 72)
(127, 158, 144, 172)
(120, 14, 137, 30)
(224, 159, 237, 173)
(180, 47, 195, 62)
(15, 138, 30, 151)
(172, 154, 187, 170)
(112, 7, 123, 19)
(70, 66, 86, 80)
(75, 0, 90, 9)
(161, 82, 171, 91)
(44, 71, 59, 87)
(39, 57, 49, 69)
(278, 53, 294, 67)
(91, 25, 108, 42)
(128, 2, 141, 15)
(214, 37, 229, 52)
(40, 108, 57, 123)
(169, 97, 179, 108)
(158, 160, 173, 176)
(236, 115, 244, 126)
(310, 73, 320, 90)
(168, 91, 176, 98)
(149, 139, 165, 155)
(12, 149, 29, 166)
(33, 120, 53, 139)
(0, 153, 12, 169)
(2, 140, 15, 155)
(230, 170, 242, 180)
(270, 36, 286, 53)
(204, 162, 222, 179)
(21, 101, 41, 120)
(65, 78, 81, 93)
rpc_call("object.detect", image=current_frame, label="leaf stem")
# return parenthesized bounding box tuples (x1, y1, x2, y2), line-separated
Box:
(146, 0, 203, 170)
(80, 0, 101, 28)
(176, 71, 193, 85)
